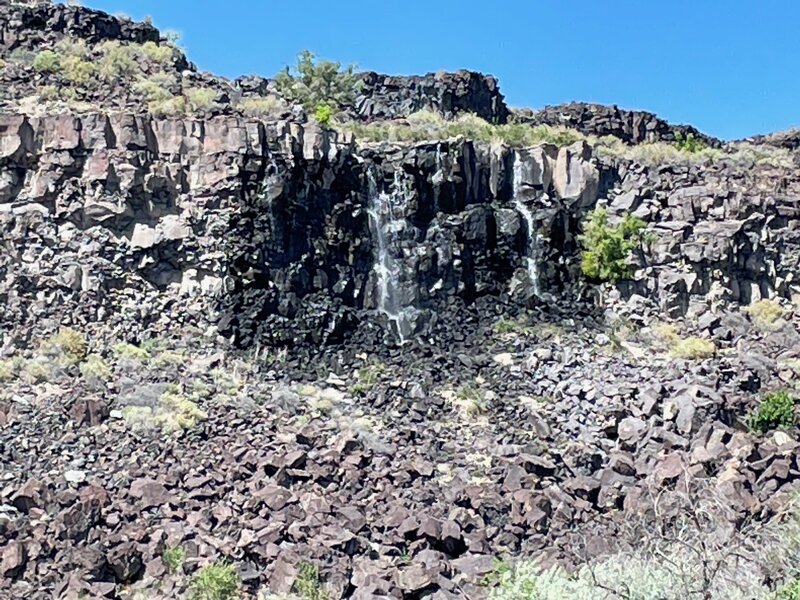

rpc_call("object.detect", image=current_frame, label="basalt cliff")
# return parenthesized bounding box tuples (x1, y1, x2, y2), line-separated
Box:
(1, 2, 800, 600)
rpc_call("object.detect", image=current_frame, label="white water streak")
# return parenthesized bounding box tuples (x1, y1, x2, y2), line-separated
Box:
(513, 153, 541, 297)
(366, 170, 419, 342)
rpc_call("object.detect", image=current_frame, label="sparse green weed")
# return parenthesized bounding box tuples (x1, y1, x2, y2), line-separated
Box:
(350, 361, 386, 396)
(292, 562, 328, 600)
(192, 561, 239, 600)
(238, 95, 288, 118)
(163, 546, 186, 572)
(749, 390, 795, 434)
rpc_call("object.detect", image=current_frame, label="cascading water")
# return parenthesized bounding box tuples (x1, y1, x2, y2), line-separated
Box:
(366, 169, 420, 343)
(512, 152, 542, 297)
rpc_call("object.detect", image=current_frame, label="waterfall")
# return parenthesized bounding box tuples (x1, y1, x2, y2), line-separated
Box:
(513, 152, 541, 297)
(366, 169, 419, 343)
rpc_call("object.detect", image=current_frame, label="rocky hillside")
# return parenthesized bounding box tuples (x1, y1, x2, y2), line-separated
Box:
(1, 2, 800, 600)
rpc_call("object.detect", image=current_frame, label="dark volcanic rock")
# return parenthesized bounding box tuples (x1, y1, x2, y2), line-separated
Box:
(356, 70, 509, 124)
(1, 2, 800, 600)
(516, 101, 720, 146)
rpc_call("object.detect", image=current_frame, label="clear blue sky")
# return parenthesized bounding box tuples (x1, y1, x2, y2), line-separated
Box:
(82, 0, 799, 140)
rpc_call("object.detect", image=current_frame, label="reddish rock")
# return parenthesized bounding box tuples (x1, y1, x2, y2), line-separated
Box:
(1, 541, 27, 579)
(129, 478, 172, 508)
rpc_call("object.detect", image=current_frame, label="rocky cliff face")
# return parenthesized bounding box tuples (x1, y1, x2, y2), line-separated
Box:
(0, 109, 597, 347)
(516, 101, 721, 146)
(355, 71, 509, 124)
(2, 109, 798, 349)
(2, 3, 800, 600)
(0, 0, 160, 51)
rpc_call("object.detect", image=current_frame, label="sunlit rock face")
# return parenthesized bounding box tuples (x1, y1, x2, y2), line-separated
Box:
(1, 1, 798, 349)
(3, 110, 799, 347)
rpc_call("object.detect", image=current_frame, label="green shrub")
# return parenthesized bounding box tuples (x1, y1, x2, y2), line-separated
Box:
(749, 390, 795, 434)
(655, 323, 716, 360)
(36, 85, 61, 102)
(55, 38, 89, 59)
(163, 546, 185, 572)
(674, 132, 708, 153)
(140, 40, 174, 65)
(60, 87, 80, 102)
(486, 556, 772, 600)
(80, 354, 111, 382)
(487, 562, 585, 599)
(133, 77, 174, 102)
(159, 390, 207, 430)
(97, 41, 139, 81)
(192, 561, 239, 600)
(237, 95, 288, 118)
(0, 360, 12, 382)
(121, 387, 207, 432)
(23, 359, 52, 384)
(47, 327, 88, 364)
(669, 337, 716, 360)
(0, 356, 25, 383)
(186, 86, 216, 111)
(778, 578, 800, 600)
(37, 85, 60, 101)
(275, 50, 361, 113)
(9, 48, 37, 66)
(0, 357, 22, 382)
(57, 39, 94, 86)
(350, 361, 385, 396)
(33, 50, 61, 73)
(62, 55, 95, 85)
(141, 337, 171, 354)
(442, 384, 488, 418)
(313, 103, 333, 126)
(152, 350, 186, 367)
(164, 30, 183, 47)
(293, 562, 328, 600)
(492, 317, 532, 337)
(341, 110, 584, 147)
(580, 208, 647, 282)
(211, 368, 244, 397)
(149, 95, 186, 116)
(481, 559, 512, 587)
(112, 342, 150, 361)
(746, 299, 785, 328)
